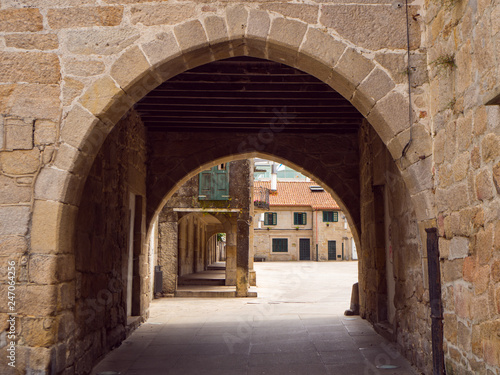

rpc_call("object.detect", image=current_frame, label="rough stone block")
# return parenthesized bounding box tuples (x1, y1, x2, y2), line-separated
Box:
(47, 6, 123, 29)
(401, 157, 433, 195)
(31, 200, 77, 254)
(79, 76, 128, 120)
(63, 77, 85, 106)
(474, 226, 493, 266)
(449, 236, 469, 260)
(6, 84, 61, 121)
(475, 169, 495, 201)
(358, 68, 395, 103)
(5, 34, 59, 50)
(0, 175, 31, 204)
(320, 5, 420, 50)
(20, 316, 56, 347)
(29, 254, 75, 284)
(34, 120, 57, 146)
(452, 151, 469, 182)
(0, 52, 60, 84)
(0, 8, 43, 32)
(64, 58, 105, 77)
(204, 16, 229, 45)
(0, 206, 30, 236)
(481, 133, 500, 164)
(4, 117, 33, 151)
(64, 28, 140, 55)
(61, 104, 101, 150)
(269, 17, 307, 50)
(226, 5, 248, 41)
(17, 285, 58, 316)
(34, 167, 83, 205)
(142, 32, 181, 69)
(0, 149, 40, 175)
(130, 4, 195, 26)
(110, 46, 151, 90)
(174, 20, 208, 53)
(367, 91, 410, 144)
(260, 3, 318, 24)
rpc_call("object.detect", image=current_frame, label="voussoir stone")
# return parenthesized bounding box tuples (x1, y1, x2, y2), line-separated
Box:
(64, 28, 140, 55)
(110, 46, 151, 90)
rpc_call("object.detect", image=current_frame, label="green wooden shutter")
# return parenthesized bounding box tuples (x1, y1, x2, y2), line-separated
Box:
(199, 166, 229, 200)
(303, 213, 307, 225)
(294, 212, 298, 225)
(333, 211, 338, 222)
(272, 212, 277, 225)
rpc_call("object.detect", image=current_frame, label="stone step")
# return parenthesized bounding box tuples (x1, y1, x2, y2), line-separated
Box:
(177, 277, 225, 286)
(206, 264, 226, 271)
(175, 286, 258, 298)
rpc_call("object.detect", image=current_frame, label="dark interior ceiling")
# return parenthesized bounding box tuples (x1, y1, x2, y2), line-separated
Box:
(135, 56, 364, 133)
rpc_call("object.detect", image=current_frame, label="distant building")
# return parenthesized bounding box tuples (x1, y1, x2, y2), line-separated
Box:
(253, 181, 356, 262)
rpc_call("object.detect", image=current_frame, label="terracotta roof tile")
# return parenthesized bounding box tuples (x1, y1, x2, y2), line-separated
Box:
(254, 181, 340, 210)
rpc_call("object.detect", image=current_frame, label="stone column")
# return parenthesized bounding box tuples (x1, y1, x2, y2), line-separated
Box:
(225, 219, 237, 285)
(236, 213, 251, 296)
(158, 210, 178, 295)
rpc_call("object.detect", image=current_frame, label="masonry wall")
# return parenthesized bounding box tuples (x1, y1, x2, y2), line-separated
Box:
(425, 0, 500, 372)
(73, 111, 148, 374)
(359, 121, 432, 374)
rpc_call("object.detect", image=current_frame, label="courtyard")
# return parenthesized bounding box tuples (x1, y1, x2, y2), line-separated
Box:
(91, 262, 418, 375)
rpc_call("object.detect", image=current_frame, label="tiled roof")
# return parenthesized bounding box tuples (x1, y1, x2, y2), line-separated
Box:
(254, 181, 340, 210)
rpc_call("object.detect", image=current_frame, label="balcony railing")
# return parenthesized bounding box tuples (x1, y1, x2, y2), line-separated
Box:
(253, 186, 270, 210)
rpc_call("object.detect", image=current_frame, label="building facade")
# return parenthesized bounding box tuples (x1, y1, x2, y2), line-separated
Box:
(254, 181, 356, 262)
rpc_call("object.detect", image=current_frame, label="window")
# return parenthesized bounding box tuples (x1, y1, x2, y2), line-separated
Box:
(198, 165, 229, 200)
(323, 211, 338, 222)
(272, 238, 288, 252)
(264, 212, 277, 225)
(293, 212, 307, 225)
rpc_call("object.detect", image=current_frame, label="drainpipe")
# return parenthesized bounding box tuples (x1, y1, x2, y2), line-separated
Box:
(271, 162, 277, 191)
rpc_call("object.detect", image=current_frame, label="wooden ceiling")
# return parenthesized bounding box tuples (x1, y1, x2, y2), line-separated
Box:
(135, 57, 364, 133)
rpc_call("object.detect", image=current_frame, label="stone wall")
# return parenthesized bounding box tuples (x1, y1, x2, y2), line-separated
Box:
(73, 110, 148, 374)
(425, 0, 500, 372)
(358, 121, 432, 374)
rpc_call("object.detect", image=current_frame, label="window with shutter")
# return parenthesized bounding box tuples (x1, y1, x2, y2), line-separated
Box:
(323, 211, 338, 222)
(198, 165, 229, 200)
(293, 212, 307, 225)
(272, 238, 288, 252)
(264, 212, 277, 225)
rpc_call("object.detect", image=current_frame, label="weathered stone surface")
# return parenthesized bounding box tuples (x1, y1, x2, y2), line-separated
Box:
(358, 68, 395, 103)
(474, 225, 493, 266)
(64, 28, 140, 55)
(5, 85, 61, 121)
(269, 17, 307, 49)
(449, 236, 469, 260)
(367, 91, 410, 144)
(0, 8, 43, 32)
(246, 9, 271, 41)
(493, 162, 500, 194)
(4, 34, 59, 50)
(0, 149, 40, 175)
(174, 20, 208, 53)
(452, 151, 469, 181)
(29, 254, 75, 284)
(142, 32, 181, 69)
(0, 52, 60, 84)
(475, 169, 495, 201)
(3, 0, 95, 6)
(4, 117, 33, 151)
(204, 16, 229, 45)
(16, 285, 58, 316)
(481, 133, 500, 164)
(47, 6, 123, 29)
(260, 3, 318, 24)
(0, 175, 31, 204)
(0, 206, 30, 236)
(110, 46, 151, 90)
(299, 27, 345, 68)
(64, 58, 105, 77)
(320, 5, 420, 50)
(78, 76, 124, 118)
(130, 4, 195, 26)
(226, 5, 248, 41)
(63, 77, 84, 106)
(60, 105, 101, 150)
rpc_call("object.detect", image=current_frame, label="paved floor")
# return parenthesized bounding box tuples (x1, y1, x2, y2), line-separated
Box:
(91, 262, 419, 375)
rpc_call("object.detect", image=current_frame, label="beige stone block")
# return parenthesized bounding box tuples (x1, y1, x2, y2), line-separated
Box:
(63, 77, 84, 107)
(7, 84, 61, 121)
(0, 8, 43, 32)
(449, 236, 469, 260)
(130, 4, 195, 26)
(174, 20, 208, 53)
(3, 0, 95, 6)
(474, 225, 493, 266)
(48, 6, 123, 29)
(29, 254, 75, 284)
(357, 68, 395, 104)
(269, 17, 306, 50)
(31, 199, 77, 254)
(320, 5, 420, 50)
(0, 52, 60, 84)
(0, 149, 40, 174)
(367, 91, 410, 144)
(435, 182, 469, 212)
(410, 189, 435, 221)
(64, 58, 105, 77)
(34, 167, 83, 205)
(61, 104, 101, 150)
(64, 28, 140, 55)
(401, 157, 433, 196)
(226, 5, 248, 42)
(79, 76, 129, 120)
(16, 284, 58, 316)
(0, 175, 31, 204)
(0, 236, 27, 254)
(452, 151, 469, 182)
(4, 34, 59, 50)
(260, 3, 318, 24)
(439, 237, 450, 259)
(34, 120, 57, 146)
(443, 313, 457, 344)
(142, 32, 181, 71)
(52, 142, 89, 176)
(387, 123, 432, 165)
(111, 46, 150, 89)
(433, 129, 446, 165)
(204, 16, 229, 45)
(4, 117, 33, 151)
(20, 316, 56, 347)
(475, 169, 495, 201)
(375, 52, 406, 85)
(481, 133, 500, 163)
(247, 9, 271, 42)
(335, 48, 374, 92)
(0, 205, 30, 236)
(493, 162, 500, 194)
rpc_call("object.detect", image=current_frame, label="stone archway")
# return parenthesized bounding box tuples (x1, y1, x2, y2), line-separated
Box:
(27, 9, 435, 375)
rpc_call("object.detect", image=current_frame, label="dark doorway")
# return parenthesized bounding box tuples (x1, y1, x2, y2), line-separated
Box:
(328, 240, 337, 260)
(299, 238, 311, 260)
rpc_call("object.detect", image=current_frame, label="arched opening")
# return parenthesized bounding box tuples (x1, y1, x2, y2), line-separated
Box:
(32, 23, 433, 373)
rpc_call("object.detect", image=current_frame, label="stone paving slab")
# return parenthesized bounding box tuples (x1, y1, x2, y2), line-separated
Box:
(92, 262, 419, 375)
